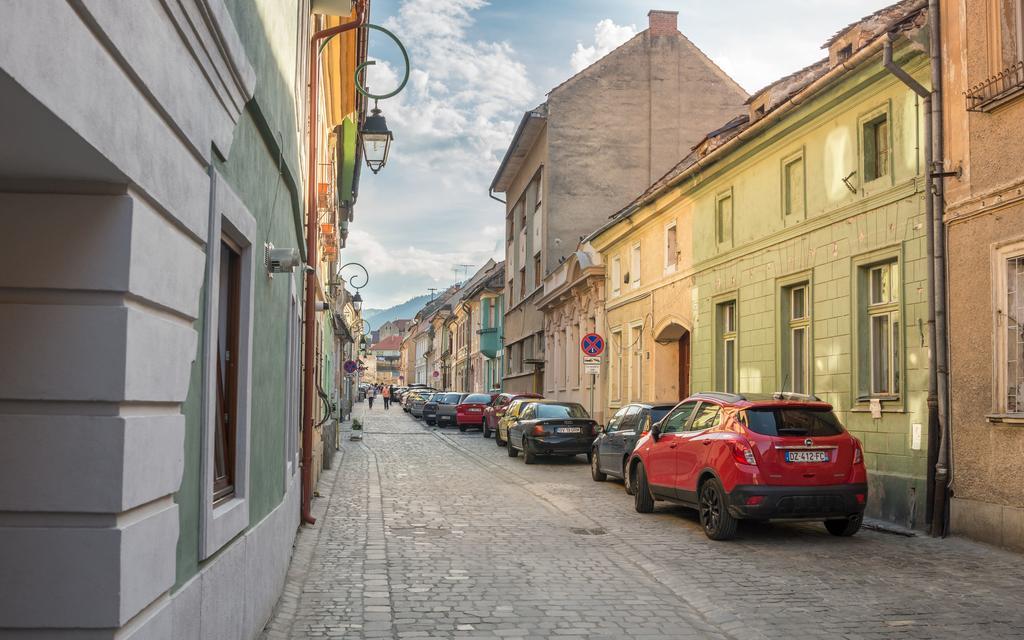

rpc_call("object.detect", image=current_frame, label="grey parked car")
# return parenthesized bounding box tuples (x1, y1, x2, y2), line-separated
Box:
(422, 393, 442, 425)
(434, 393, 468, 427)
(590, 402, 676, 492)
(410, 392, 436, 418)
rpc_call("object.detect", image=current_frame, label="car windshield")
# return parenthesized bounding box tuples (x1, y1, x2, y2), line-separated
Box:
(463, 394, 491, 404)
(442, 393, 463, 404)
(535, 404, 589, 419)
(744, 408, 844, 437)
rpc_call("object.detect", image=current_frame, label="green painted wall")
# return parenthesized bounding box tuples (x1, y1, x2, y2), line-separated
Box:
(687, 51, 932, 528)
(174, 0, 307, 588)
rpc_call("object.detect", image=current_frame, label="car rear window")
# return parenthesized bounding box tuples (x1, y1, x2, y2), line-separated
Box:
(648, 408, 672, 424)
(535, 404, 590, 419)
(744, 408, 844, 437)
(463, 394, 491, 404)
(443, 393, 463, 404)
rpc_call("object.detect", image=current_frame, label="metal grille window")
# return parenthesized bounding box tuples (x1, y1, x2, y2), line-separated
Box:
(717, 301, 737, 394)
(1006, 254, 1024, 412)
(867, 262, 900, 397)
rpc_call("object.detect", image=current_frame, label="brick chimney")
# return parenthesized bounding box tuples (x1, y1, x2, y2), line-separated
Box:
(647, 10, 679, 36)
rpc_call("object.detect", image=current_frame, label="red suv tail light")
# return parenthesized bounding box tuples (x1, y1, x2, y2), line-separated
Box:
(730, 441, 758, 466)
(853, 441, 864, 465)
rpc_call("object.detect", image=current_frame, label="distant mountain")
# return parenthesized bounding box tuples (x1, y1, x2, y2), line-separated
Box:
(362, 293, 432, 330)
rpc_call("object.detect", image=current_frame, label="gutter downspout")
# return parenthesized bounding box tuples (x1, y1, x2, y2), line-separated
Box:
(927, 0, 952, 537)
(882, 36, 937, 531)
(488, 188, 506, 205)
(301, 2, 368, 526)
(882, 13, 951, 537)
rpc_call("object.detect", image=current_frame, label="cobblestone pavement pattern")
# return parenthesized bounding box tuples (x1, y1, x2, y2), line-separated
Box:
(263, 404, 1024, 640)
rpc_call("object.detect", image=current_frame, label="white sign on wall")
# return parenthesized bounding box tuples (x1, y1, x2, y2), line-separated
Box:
(583, 355, 601, 375)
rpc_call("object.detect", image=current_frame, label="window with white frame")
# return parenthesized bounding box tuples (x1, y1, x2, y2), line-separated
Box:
(630, 243, 641, 290)
(284, 280, 300, 482)
(610, 328, 623, 402)
(611, 256, 621, 297)
(997, 244, 1024, 414)
(863, 114, 890, 183)
(665, 221, 678, 273)
(201, 174, 256, 560)
(783, 155, 805, 218)
(716, 192, 733, 246)
(863, 261, 900, 398)
(993, 0, 1024, 73)
(782, 283, 811, 394)
(716, 301, 737, 393)
(628, 322, 644, 401)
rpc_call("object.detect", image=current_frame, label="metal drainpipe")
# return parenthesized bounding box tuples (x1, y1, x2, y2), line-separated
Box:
(301, 2, 368, 526)
(882, 34, 938, 531)
(882, 8, 952, 536)
(927, 0, 953, 537)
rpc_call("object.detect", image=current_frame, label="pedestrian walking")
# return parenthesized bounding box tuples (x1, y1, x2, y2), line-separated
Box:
(366, 385, 375, 410)
(382, 385, 391, 410)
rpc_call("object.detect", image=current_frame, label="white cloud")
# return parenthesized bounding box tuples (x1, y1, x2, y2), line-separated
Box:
(351, 0, 539, 308)
(343, 226, 503, 307)
(370, 0, 538, 179)
(570, 19, 638, 73)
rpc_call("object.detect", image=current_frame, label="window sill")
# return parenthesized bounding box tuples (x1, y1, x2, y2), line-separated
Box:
(986, 414, 1024, 425)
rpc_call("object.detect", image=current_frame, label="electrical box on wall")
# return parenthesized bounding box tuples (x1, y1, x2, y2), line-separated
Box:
(266, 244, 302, 277)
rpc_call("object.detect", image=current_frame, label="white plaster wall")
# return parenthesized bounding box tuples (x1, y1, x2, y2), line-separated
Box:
(171, 475, 301, 640)
(0, 0, 258, 635)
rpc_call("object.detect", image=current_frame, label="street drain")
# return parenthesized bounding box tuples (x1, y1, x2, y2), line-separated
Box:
(570, 527, 607, 536)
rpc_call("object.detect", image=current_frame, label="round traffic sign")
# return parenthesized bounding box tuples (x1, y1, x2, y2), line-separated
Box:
(343, 360, 358, 374)
(581, 333, 605, 356)
(432, 370, 440, 378)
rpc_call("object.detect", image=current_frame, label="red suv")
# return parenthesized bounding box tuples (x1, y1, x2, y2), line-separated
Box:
(627, 392, 867, 540)
(482, 392, 542, 439)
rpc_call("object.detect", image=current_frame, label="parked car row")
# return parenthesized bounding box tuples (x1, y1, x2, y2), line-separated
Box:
(412, 388, 870, 541)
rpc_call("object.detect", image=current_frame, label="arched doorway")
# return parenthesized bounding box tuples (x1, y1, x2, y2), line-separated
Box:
(655, 322, 691, 401)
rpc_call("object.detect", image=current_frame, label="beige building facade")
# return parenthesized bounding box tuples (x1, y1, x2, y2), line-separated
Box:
(537, 246, 608, 423)
(942, 0, 1024, 550)
(492, 9, 748, 396)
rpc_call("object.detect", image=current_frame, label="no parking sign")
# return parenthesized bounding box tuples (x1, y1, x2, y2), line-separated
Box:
(580, 333, 605, 356)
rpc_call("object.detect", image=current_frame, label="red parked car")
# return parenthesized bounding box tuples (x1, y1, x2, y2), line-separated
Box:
(456, 393, 498, 431)
(482, 392, 542, 439)
(627, 392, 867, 540)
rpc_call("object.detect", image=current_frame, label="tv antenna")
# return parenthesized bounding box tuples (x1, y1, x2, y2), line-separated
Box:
(427, 287, 438, 301)
(454, 263, 475, 281)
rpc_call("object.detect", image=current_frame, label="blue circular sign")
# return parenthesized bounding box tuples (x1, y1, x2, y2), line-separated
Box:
(344, 360, 358, 374)
(581, 333, 605, 356)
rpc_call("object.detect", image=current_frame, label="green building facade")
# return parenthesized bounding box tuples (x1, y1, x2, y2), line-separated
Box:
(687, 35, 933, 527)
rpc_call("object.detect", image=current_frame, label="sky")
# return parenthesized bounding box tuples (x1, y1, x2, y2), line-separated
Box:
(351, 0, 894, 310)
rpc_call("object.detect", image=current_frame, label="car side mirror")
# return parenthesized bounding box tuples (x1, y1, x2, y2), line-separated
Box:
(651, 423, 661, 441)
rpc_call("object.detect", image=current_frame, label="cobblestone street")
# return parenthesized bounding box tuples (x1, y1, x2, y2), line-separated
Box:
(262, 404, 1024, 640)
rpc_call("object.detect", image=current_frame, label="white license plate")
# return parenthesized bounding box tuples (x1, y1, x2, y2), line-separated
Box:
(468, 408, 481, 412)
(785, 450, 830, 463)
(557, 427, 582, 434)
